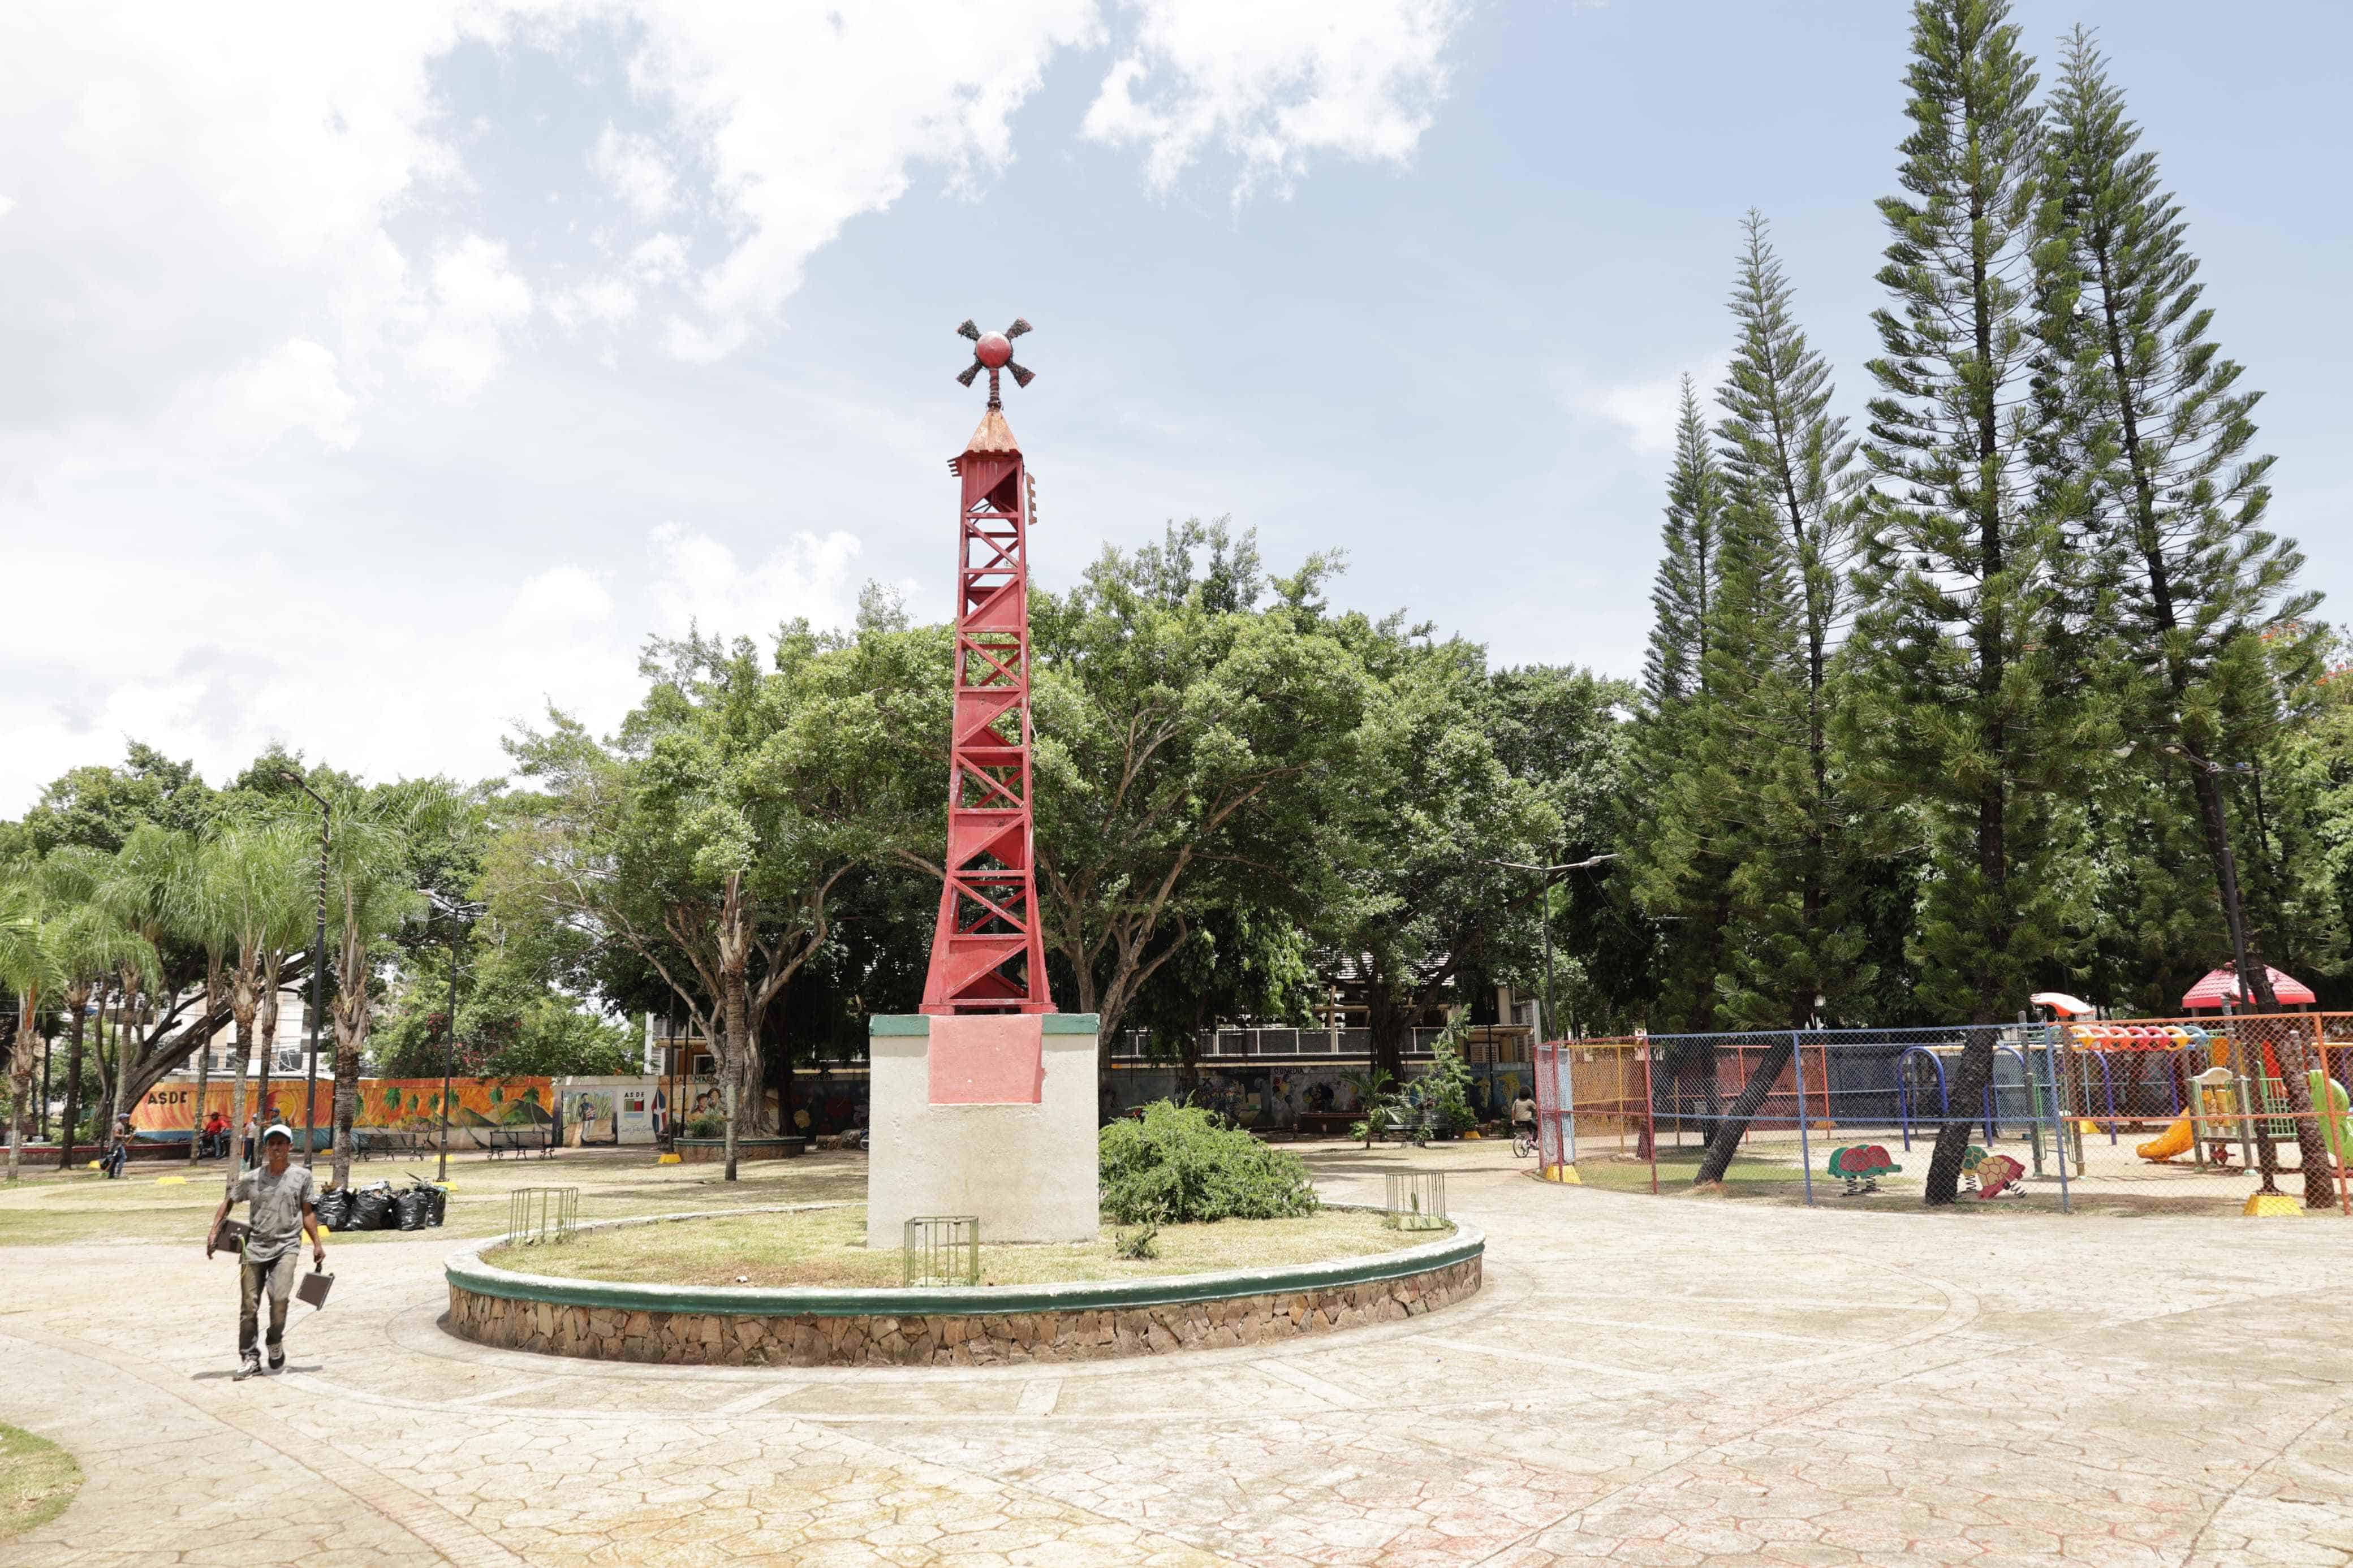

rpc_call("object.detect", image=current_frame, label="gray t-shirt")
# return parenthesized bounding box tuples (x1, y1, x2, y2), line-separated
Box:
(232, 1163, 318, 1262)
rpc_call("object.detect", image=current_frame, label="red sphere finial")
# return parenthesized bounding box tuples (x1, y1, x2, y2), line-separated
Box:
(954, 317, 1034, 408)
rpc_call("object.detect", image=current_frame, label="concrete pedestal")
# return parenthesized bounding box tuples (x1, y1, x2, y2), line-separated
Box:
(866, 1013, 1100, 1247)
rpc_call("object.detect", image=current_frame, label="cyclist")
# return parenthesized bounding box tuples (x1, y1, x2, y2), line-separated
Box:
(1509, 1089, 1539, 1154)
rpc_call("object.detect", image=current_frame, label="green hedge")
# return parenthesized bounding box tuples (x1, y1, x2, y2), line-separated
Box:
(1099, 1102, 1320, 1224)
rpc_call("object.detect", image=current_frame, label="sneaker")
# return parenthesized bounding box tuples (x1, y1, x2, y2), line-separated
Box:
(236, 1354, 262, 1381)
(268, 1349, 286, 1374)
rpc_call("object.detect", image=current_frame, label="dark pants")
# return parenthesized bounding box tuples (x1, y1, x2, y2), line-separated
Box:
(239, 1251, 298, 1357)
(102, 1145, 127, 1178)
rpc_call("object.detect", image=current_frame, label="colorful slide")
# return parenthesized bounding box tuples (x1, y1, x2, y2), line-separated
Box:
(2313, 1071, 2352, 1161)
(2136, 1117, 2194, 1163)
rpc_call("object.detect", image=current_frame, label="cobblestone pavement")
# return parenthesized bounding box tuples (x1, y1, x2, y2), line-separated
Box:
(5, 1143, 2350, 1567)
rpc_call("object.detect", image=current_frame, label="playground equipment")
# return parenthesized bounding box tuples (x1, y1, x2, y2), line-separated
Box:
(1975, 1153, 2026, 1199)
(1826, 1144, 1899, 1195)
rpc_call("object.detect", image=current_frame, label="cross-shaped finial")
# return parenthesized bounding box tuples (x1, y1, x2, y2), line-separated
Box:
(956, 318, 1034, 409)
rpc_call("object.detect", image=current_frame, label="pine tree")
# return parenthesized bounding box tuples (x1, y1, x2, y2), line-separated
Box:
(2039, 28, 2333, 1204)
(1852, 0, 2075, 1204)
(1716, 211, 1873, 1026)
(1631, 377, 1734, 1033)
(1641, 377, 1725, 712)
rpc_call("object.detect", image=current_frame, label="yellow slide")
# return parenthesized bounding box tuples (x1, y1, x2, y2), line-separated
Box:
(2137, 1117, 2193, 1163)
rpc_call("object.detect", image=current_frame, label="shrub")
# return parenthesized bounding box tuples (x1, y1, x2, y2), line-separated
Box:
(1112, 1223, 1160, 1260)
(684, 1114, 723, 1139)
(1099, 1102, 1320, 1224)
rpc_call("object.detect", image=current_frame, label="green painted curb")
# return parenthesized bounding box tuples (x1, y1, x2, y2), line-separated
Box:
(446, 1202, 1480, 1319)
(867, 1014, 1101, 1037)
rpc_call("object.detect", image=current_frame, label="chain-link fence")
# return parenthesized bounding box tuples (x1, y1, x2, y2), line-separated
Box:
(1533, 1012, 2353, 1216)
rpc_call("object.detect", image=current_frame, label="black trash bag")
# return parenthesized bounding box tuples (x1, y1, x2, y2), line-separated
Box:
(351, 1185, 396, 1231)
(427, 1185, 449, 1226)
(314, 1189, 355, 1232)
(394, 1187, 433, 1231)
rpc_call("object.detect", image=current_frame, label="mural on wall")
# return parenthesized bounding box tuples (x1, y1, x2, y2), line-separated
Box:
(135, 1077, 553, 1137)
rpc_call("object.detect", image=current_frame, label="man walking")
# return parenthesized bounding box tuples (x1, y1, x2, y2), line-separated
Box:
(206, 1124, 325, 1377)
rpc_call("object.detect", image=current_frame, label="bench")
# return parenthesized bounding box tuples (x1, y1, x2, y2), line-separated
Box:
(482, 1125, 554, 1160)
(353, 1128, 433, 1161)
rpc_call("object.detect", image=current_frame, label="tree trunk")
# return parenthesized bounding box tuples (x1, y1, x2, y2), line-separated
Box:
(57, 999, 88, 1170)
(187, 1026, 210, 1165)
(1695, 1035, 1791, 1185)
(1923, 1032, 1996, 1204)
(258, 983, 283, 1135)
(330, 1025, 360, 1194)
(7, 994, 35, 1182)
(225, 1007, 255, 1190)
(1367, 982, 1410, 1085)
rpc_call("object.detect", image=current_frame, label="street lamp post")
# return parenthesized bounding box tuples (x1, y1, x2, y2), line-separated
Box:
(1480, 854, 1616, 1045)
(439, 918, 462, 1183)
(281, 774, 331, 1166)
(1482, 853, 1617, 1168)
(425, 891, 479, 1183)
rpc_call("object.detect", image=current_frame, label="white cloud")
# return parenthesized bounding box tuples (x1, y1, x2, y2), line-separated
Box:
(648, 523, 865, 642)
(214, 339, 360, 451)
(1568, 359, 1730, 457)
(589, 124, 676, 221)
(411, 234, 533, 398)
(0, 1, 1483, 813)
(1083, 0, 1465, 200)
(0, 538, 642, 809)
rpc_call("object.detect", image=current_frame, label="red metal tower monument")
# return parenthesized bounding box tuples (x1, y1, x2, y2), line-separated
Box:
(920, 317, 1054, 1016)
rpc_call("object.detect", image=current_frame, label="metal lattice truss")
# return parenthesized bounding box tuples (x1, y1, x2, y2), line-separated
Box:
(922, 318, 1054, 1016)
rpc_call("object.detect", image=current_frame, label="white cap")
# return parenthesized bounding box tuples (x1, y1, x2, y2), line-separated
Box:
(262, 1123, 295, 1144)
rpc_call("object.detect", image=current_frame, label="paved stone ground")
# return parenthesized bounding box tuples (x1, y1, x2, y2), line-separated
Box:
(5, 1141, 2350, 1567)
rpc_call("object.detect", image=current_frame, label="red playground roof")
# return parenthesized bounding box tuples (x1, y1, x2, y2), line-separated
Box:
(2180, 964, 2317, 1010)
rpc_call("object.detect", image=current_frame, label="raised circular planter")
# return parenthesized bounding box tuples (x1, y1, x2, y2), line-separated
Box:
(669, 1136, 805, 1164)
(445, 1203, 1482, 1368)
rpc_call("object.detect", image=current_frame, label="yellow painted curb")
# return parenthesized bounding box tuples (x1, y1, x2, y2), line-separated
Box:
(2243, 1193, 2303, 1218)
(154, 1175, 187, 1185)
(1542, 1164, 1581, 1185)
(657, 1154, 682, 1165)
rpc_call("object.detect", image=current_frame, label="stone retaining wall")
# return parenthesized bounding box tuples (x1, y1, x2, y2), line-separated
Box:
(447, 1254, 1479, 1367)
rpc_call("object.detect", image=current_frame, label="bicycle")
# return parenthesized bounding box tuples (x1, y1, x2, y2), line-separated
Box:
(1510, 1125, 1537, 1159)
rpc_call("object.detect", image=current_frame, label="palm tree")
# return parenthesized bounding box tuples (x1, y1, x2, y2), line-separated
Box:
(188, 824, 307, 1183)
(44, 870, 161, 1168)
(320, 795, 428, 1192)
(89, 826, 199, 1139)
(2, 873, 70, 1182)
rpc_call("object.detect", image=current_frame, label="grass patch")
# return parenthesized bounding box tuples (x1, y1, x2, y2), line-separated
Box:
(0, 1425, 81, 1541)
(484, 1204, 1440, 1288)
(0, 1150, 869, 1249)
(1571, 1150, 1802, 1195)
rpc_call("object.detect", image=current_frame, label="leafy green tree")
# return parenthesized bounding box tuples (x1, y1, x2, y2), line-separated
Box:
(18, 743, 215, 857)
(1323, 629, 1558, 1077)
(2037, 28, 2334, 1203)
(1030, 525, 1373, 1057)
(1852, 0, 2077, 1202)
(498, 620, 933, 1167)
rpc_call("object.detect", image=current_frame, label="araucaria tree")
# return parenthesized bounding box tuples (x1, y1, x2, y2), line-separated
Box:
(2038, 27, 2334, 1204)
(1678, 214, 1876, 1184)
(1630, 377, 1734, 1032)
(1851, 0, 2078, 1203)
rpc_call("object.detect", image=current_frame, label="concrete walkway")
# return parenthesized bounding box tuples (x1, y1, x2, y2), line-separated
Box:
(4, 1142, 2348, 1567)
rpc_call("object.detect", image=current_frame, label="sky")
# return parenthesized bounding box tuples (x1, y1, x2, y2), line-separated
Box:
(5, 0, 2349, 815)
